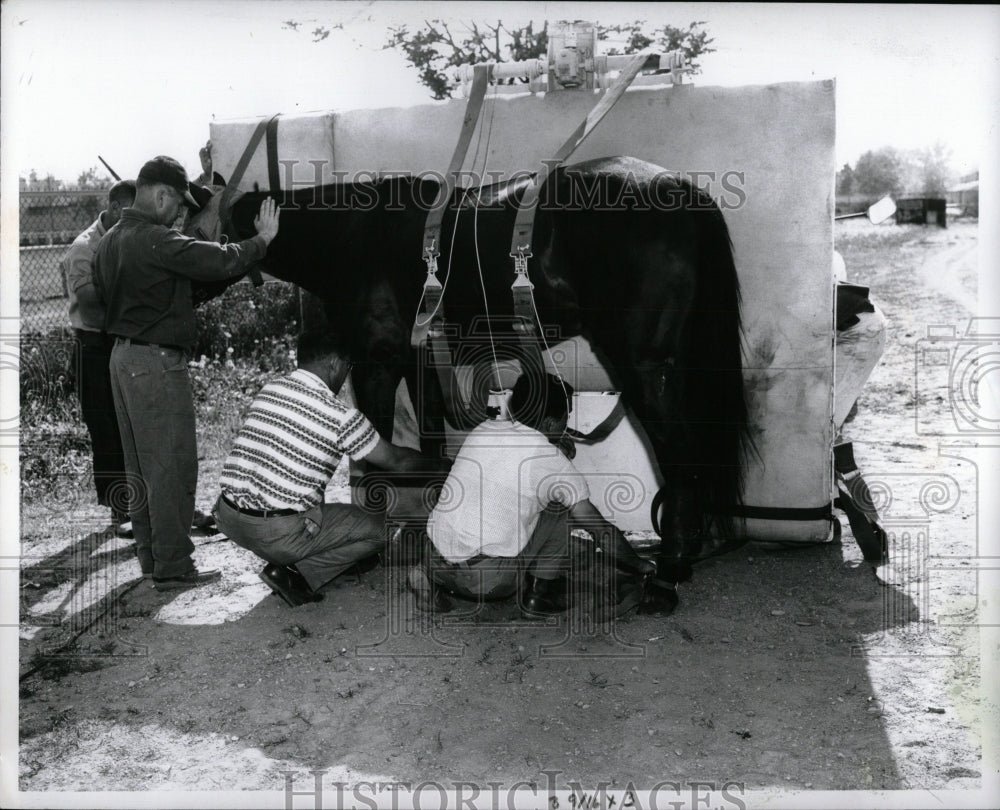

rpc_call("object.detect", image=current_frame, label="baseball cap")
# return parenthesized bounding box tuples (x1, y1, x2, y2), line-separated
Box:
(137, 156, 200, 210)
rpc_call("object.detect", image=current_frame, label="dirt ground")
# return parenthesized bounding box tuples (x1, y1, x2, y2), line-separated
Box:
(16, 220, 989, 802)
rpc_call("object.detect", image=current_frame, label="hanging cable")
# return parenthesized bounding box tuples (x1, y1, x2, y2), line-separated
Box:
(470, 81, 503, 393)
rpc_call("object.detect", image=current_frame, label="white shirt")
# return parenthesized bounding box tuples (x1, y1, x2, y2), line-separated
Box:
(428, 420, 590, 562)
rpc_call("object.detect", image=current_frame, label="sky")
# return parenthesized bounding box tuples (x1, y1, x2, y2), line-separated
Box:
(2, 1, 998, 184)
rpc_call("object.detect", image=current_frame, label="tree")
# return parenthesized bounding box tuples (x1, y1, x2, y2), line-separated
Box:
(381, 19, 715, 100)
(383, 20, 547, 99)
(912, 141, 955, 195)
(852, 147, 906, 197)
(21, 171, 65, 191)
(75, 166, 113, 191)
(836, 163, 855, 196)
(846, 143, 956, 198)
(598, 20, 714, 60)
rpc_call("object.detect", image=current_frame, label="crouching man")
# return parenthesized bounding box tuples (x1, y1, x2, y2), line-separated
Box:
(215, 329, 440, 607)
(412, 372, 655, 618)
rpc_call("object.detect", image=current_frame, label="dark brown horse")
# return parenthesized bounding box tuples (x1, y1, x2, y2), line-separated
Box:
(196, 156, 750, 589)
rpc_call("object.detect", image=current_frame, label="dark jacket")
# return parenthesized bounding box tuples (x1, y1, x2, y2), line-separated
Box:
(95, 207, 267, 351)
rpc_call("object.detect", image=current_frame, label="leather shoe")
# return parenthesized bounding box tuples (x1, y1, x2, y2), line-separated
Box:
(519, 574, 566, 618)
(260, 563, 322, 607)
(407, 565, 451, 614)
(341, 554, 381, 578)
(285, 564, 324, 602)
(152, 568, 222, 592)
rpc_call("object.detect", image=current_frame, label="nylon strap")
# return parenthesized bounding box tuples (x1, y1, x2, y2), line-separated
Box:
(218, 113, 281, 287)
(509, 51, 652, 390)
(421, 64, 491, 263)
(565, 398, 627, 444)
(716, 504, 834, 521)
(412, 64, 491, 430)
(411, 65, 491, 351)
(509, 51, 651, 257)
(265, 115, 282, 193)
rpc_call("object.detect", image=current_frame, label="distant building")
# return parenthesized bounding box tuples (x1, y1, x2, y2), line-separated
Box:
(895, 197, 947, 227)
(946, 171, 978, 216)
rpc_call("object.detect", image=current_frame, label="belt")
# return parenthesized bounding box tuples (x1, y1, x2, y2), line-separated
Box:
(75, 329, 112, 345)
(115, 336, 187, 353)
(222, 494, 300, 519)
(445, 553, 490, 568)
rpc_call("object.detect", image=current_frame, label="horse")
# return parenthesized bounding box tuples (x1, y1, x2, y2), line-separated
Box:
(191, 155, 751, 593)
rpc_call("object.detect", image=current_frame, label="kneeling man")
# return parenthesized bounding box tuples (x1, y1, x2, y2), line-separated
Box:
(216, 329, 438, 606)
(415, 372, 654, 617)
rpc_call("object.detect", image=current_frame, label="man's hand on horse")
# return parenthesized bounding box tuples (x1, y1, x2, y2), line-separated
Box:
(253, 198, 281, 245)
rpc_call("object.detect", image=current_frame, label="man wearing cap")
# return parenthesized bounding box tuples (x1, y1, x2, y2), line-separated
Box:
(60, 179, 136, 531)
(95, 155, 280, 591)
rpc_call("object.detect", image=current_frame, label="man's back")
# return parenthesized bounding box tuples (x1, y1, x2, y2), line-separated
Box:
(95, 208, 267, 349)
(61, 217, 106, 331)
(95, 209, 196, 346)
(428, 420, 590, 562)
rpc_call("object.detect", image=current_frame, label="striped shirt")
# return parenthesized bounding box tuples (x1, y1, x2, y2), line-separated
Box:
(220, 369, 379, 511)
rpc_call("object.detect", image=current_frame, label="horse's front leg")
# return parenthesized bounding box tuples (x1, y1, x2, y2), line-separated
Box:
(352, 361, 401, 442)
(349, 360, 408, 528)
(402, 348, 447, 462)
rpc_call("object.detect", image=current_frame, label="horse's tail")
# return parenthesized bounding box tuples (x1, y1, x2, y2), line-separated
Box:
(685, 188, 751, 538)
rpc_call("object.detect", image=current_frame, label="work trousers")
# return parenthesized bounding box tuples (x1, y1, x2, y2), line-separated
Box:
(74, 329, 127, 512)
(214, 496, 387, 591)
(834, 305, 887, 430)
(428, 505, 571, 601)
(109, 339, 197, 579)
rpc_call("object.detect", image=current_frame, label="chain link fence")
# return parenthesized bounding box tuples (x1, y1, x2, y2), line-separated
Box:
(20, 191, 106, 335)
(18, 191, 310, 337)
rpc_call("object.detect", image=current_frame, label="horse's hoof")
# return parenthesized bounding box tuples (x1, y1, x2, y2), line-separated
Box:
(636, 578, 680, 616)
(654, 560, 693, 584)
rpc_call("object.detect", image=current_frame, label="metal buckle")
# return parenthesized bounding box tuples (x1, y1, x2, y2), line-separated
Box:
(424, 241, 440, 276)
(510, 247, 532, 275)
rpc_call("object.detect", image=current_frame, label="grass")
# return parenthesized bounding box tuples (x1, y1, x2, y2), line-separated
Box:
(20, 283, 299, 517)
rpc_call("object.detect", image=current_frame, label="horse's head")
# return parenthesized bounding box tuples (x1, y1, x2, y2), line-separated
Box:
(184, 184, 251, 306)
(183, 183, 244, 244)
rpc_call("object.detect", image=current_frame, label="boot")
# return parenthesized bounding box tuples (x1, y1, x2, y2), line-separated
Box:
(519, 573, 566, 618)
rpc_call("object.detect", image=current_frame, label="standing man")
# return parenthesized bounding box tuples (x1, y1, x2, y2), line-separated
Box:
(95, 155, 280, 591)
(216, 329, 444, 607)
(60, 180, 136, 530)
(415, 372, 654, 617)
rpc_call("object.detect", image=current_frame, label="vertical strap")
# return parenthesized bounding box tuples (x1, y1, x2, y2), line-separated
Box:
(420, 64, 491, 265)
(216, 113, 280, 288)
(265, 115, 282, 192)
(507, 51, 652, 407)
(411, 64, 490, 355)
(217, 116, 273, 225)
(411, 66, 492, 430)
